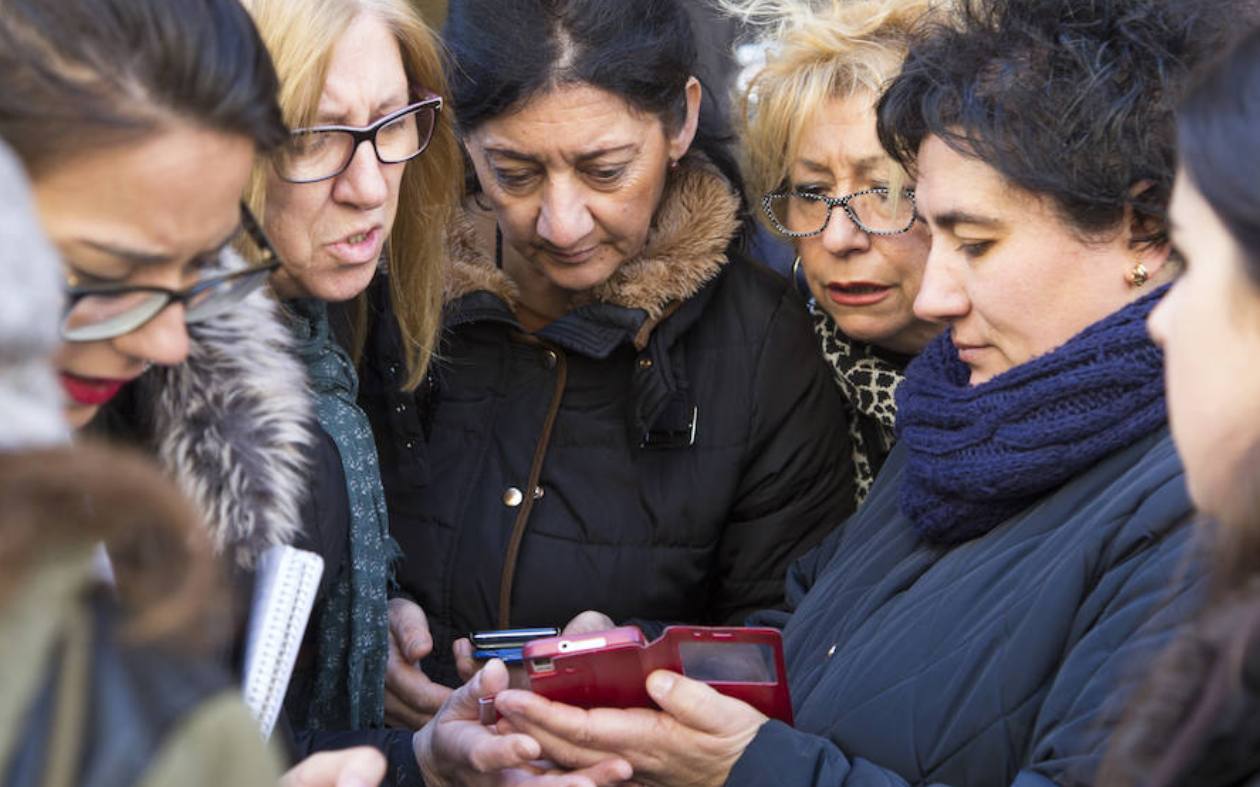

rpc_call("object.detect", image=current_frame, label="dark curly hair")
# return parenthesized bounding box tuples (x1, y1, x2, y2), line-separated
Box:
(876, 0, 1234, 250)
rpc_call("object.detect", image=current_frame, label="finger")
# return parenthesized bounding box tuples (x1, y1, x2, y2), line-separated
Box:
(388, 598, 434, 661)
(646, 670, 765, 735)
(384, 654, 454, 718)
(279, 746, 387, 787)
(562, 611, 615, 636)
(385, 688, 434, 730)
(493, 691, 623, 770)
(504, 756, 634, 787)
(453, 637, 481, 683)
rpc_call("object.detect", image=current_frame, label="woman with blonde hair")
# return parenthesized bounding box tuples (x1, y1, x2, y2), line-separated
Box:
(724, 0, 944, 502)
(238, 0, 462, 752)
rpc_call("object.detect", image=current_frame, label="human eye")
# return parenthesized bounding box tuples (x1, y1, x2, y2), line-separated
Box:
(791, 183, 829, 197)
(584, 164, 627, 185)
(957, 240, 995, 259)
(493, 167, 538, 190)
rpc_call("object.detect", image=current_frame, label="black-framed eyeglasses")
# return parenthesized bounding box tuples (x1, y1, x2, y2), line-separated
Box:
(61, 202, 282, 343)
(761, 187, 918, 238)
(272, 97, 442, 184)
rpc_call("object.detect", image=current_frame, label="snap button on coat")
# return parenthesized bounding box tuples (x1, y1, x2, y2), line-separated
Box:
(503, 487, 524, 507)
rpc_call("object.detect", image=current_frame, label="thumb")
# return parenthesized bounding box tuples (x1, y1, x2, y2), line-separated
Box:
(646, 670, 757, 735)
(450, 657, 511, 717)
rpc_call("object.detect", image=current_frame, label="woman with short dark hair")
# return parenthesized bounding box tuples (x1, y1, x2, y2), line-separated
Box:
(371, 0, 854, 715)
(488, 1, 1236, 784)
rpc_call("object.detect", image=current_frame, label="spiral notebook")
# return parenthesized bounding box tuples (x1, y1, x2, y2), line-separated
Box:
(242, 544, 324, 738)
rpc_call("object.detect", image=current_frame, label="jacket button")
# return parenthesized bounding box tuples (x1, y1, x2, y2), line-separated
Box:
(542, 349, 558, 369)
(395, 403, 407, 414)
(503, 487, 524, 507)
(638, 357, 653, 369)
(533, 486, 545, 500)
(404, 440, 414, 450)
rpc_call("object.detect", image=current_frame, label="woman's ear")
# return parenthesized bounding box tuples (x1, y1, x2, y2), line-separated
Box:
(1125, 181, 1176, 282)
(667, 76, 703, 163)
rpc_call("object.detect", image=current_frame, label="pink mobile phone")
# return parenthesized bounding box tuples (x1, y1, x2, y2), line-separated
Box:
(522, 625, 793, 725)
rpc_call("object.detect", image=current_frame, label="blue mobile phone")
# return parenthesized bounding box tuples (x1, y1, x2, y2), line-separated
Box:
(469, 627, 561, 664)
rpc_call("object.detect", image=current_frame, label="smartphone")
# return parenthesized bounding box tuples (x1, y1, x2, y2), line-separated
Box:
(468, 626, 561, 664)
(522, 625, 793, 724)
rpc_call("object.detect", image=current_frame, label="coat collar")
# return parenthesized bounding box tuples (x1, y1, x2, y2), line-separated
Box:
(444, 154, 740, 336)
(128, 249, 314, 569)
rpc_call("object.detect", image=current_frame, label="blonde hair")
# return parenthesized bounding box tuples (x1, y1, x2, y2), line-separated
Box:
(241, 0, 462, 390)
(721, 0, 942, 211)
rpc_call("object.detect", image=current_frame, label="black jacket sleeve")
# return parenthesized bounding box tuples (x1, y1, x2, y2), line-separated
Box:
(711, 288, 854, 625)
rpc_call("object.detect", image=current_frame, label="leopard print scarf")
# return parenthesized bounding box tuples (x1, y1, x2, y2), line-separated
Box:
(809, 302, 906, 504)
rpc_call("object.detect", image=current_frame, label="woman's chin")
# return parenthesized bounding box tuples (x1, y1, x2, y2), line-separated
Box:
(64, 402, 99, 431)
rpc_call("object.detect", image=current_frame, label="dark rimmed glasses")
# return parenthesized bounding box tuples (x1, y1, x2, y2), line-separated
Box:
(762, 187, 918, 238)
(272, 97, 442, 184)
(61, 202, 281, 343)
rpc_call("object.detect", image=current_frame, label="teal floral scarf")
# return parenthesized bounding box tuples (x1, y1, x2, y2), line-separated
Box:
(286, 298, 399, 729)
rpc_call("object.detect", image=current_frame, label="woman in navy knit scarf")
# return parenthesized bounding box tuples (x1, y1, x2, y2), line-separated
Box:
(483, 1, 1236, 785)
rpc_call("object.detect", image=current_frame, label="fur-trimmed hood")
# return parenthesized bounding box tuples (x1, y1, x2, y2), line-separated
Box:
(125, 249, 313, 569)
(444, 155, 741, 323)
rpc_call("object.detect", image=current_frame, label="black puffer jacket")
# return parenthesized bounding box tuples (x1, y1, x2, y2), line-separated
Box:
(361, 159, 854, 686)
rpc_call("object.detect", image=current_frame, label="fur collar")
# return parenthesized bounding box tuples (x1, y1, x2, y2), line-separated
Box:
(138, 249, 313, 568)
(445, 155, 740, 321)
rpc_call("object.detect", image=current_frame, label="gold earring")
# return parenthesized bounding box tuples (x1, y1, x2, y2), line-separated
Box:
(1126, 261, 1150, 288)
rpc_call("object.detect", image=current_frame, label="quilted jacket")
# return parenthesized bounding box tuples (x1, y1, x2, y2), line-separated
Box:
(360, 157, 855, 687)
(730, 428, 1206, 787)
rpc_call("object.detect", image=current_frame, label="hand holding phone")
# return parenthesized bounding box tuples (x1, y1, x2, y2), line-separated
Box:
(522, 625, 793, 725)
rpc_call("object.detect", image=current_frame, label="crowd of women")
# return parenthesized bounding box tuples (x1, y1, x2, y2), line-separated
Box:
(1, 0, 1259, 784)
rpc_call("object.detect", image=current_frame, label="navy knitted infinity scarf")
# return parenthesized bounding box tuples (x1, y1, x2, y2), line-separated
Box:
(896, 287, 1168, 545)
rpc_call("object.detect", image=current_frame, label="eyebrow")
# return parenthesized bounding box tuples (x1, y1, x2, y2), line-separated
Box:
(794, 155, 887, 178)
(931, 210, 1005, 232)
(77, 224, 241, 267)
(483, 143, 638, 165)
(315, 94, 411, 126)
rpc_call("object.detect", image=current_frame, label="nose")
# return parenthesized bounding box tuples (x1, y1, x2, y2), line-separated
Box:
(536, 177, 595, 249)
(913, 245, 969, 324)
(1147, 284, 1174, 348)
(331, 139, 389, 209)
(820, 206, 871, 257)
(113, 303, 190, 367)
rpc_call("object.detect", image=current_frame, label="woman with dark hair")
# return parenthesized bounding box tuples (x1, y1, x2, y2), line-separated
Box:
(485, 0, 1233, 784)
(371, 0, 853, 716)
(0, 1, 608, 783)
(1099, 28, 1260, 787)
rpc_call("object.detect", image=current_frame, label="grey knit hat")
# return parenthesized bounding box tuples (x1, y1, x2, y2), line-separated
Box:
(0, 139, 71, 450)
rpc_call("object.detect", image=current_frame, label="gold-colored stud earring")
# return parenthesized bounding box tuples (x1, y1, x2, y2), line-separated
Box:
(1126, 262, 1150, 288)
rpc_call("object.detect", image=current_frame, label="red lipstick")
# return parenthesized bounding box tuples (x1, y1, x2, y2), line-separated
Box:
(59, 373, 127, 407)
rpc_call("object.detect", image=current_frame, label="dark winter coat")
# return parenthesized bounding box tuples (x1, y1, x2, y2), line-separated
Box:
(91, 253, 419, 783)
(361, 158, 855, 687)
(729, 428, 1206, 787)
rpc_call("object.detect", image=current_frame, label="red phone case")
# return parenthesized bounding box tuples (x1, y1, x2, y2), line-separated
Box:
(522, 625, 793, 725)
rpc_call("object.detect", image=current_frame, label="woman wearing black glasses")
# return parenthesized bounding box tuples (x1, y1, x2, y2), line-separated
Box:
(0, 0, 393, 784)
(237, 0, 461, 769)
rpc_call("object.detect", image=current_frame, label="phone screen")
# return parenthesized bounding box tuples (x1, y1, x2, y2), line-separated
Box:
(678, 641, 777, 683)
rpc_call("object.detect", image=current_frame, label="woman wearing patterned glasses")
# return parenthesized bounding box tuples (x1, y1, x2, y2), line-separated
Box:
(725, 0, 945, 506)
